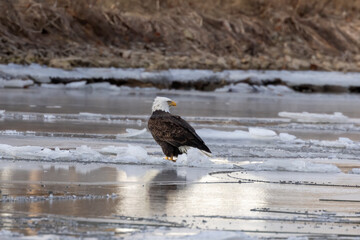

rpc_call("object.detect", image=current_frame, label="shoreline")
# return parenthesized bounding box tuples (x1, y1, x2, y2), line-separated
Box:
(1, 63, 360, 93)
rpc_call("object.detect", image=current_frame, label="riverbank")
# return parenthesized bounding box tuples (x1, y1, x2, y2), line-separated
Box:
(1, 1, 360, 71)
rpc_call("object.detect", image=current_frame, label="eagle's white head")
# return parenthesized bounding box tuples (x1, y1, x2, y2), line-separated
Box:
(152, 97, 177, 113)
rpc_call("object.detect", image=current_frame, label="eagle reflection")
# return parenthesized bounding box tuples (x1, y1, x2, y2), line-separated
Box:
(147, 169, 186, 212)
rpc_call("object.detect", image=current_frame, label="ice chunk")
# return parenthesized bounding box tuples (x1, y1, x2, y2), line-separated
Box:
(279, 111, 349, 123)
(79, 112, 102, 117)
(243, 159, 341, 173)
(43, 114, 56, 122)
(0, 78, 34, 88)
(45, 105, 62, 109)
(350, 168, 360, 174)
(65, 81, 87, 89)
(177, 148, 212, 166)
(311, 137, 359, 149)
(0, 230, 22, 238)
(197, 128, 280, 140)
(279, 133, 297, 141)
(197, 128, 250, 139)
(248, 127, 277, 138)
(123, 145, 148, 162)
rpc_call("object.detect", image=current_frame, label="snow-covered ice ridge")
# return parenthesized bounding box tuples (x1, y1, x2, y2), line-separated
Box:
(1, 63, 360, 91)
(0, 144, 232, 168)
(0, 126, 357, 173)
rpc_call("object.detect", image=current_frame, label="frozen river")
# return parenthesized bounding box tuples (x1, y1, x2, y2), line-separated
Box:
(1, 87, 360, 239)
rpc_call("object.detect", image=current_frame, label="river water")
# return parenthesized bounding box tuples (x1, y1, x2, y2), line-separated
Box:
(1, 87, 360, 239)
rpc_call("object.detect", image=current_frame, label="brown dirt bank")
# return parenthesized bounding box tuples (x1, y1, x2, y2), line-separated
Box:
(1, 0, 360, 71)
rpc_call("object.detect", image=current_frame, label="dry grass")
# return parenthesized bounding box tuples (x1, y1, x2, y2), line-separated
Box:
(0, 0, 359, 70)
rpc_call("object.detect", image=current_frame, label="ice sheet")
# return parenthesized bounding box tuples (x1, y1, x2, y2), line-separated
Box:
(197, 128, 277, 140)
(124, 228, 255, 240)
(242, 159, 341, 173)
(279, 111, 351, 123)
(0, 79, 34, 88)
(0, 144, 233, 168)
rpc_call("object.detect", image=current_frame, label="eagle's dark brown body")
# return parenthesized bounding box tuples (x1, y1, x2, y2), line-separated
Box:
(148, 110, 211, 158)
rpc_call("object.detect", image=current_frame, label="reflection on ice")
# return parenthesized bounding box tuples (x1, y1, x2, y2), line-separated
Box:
(242, 159, 341, 173)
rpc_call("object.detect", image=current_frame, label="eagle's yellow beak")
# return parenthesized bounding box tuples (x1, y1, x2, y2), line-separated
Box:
(169, 101, 177, 107)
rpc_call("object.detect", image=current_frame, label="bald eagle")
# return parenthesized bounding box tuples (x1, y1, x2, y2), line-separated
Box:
(148, 97, 211, 162)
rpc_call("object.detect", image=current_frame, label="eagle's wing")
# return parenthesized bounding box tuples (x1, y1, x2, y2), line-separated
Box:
(148, 114, 211, 153)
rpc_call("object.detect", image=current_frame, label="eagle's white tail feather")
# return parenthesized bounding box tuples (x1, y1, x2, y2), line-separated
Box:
(200, 150, 212, 157)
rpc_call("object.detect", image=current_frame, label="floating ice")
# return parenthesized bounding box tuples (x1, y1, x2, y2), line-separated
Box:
(0, 230, 22, 238)
(242, 159, 341, 173)
(0, 144, 232, 168)
(350, 168, 360, 174)
(198, 128, 278, 140)
(311, 137, 360, 149)
(116, 128, 147, 138)
(279, 132, 297, 141)
(0, 78, 34, 88)
(2, 64, 360, 89)
(197, 129, 250, 140)
(279, 111, 349, 123)
(43, 114, 56, 122)
(248, 127, 277, 138)
(124, 228, 255, 240)
(176, 148, 215, 167)
(45, 105, 62, 109)
(65, 81, 87, 89)
(79, 112, 103, 117)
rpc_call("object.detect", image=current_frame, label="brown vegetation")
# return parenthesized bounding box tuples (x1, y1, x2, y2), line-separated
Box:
(0, 0, 360, 71)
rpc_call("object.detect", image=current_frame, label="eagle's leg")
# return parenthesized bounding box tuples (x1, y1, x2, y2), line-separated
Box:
(163, 155, 176, 162)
